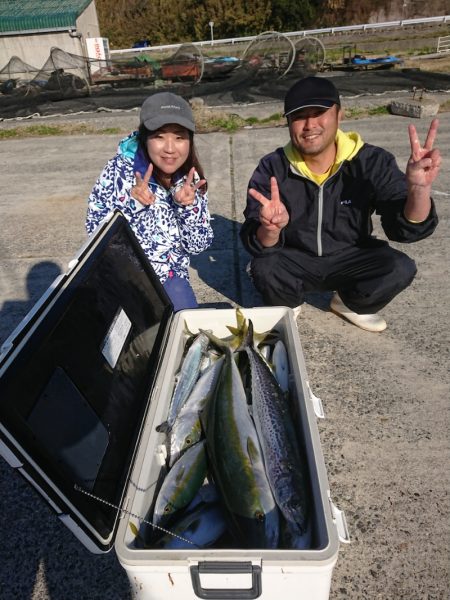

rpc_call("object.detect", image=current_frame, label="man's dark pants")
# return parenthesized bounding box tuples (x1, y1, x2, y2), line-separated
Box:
(249, 243, 417, 314)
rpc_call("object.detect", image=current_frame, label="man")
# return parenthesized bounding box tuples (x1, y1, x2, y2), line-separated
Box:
(240, 76, 441, 332)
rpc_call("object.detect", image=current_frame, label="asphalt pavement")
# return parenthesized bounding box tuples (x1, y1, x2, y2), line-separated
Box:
(0, 110, 449, 599)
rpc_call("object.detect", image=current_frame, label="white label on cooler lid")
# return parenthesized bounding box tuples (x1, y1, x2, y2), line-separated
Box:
(101, 307, 132, 368)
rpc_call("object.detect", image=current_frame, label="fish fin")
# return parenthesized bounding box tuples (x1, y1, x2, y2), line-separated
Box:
(198, 328, 234, 352)
(237, 319, 254, 351)
(183, 320, 196, 337)
(254, 330, 280, 346)
(235, 307, 247, 330)
(226, 325, 240, 336)
(156, 420, 171, 434)
(129, 522, 153, 549)
(246, 435, 260, 465)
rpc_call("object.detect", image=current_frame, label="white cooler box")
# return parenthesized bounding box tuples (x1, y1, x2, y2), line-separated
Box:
(0, 211, 349, 600)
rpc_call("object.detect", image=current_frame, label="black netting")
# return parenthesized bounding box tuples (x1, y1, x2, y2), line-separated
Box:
(1, 40, 450, 120)
(89, 54, 159, 87)
(291, 37, 326, 76)
(159, 44, 204, 84)
(0, 56, 40, 94)
(30, 47, 90, 96)
(241, 31, 295, 78)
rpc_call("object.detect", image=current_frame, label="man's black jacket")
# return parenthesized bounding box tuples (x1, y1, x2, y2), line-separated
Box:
(240, 144, 438, 257)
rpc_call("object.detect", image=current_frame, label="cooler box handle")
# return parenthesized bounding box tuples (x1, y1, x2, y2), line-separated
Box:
(190, 561, 262, 599)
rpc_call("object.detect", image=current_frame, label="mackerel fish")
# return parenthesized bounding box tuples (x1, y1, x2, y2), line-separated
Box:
(239, 321, 310, 548)
(167, 355, 224, 467)
(203, 347, 279, 549)
(166, 331, 210, 427)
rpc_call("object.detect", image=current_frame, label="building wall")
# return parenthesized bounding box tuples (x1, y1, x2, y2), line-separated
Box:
(76, 0, 100, 39)
(0, 1, 101, 71)
(0, 32, 83, 70)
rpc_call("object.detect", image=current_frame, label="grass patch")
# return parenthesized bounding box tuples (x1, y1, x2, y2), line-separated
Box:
(193, 105, 287, 133)
(2, 97, 444, 140)
(344, 105, 390, 119)
(368, 106, 390, 116)
(439, 99, 450, 113)
(259, 112, 284, 124)
(0, 123, 123, 139)
(202, 112, 286, 132)
(208, 114, 246, 132)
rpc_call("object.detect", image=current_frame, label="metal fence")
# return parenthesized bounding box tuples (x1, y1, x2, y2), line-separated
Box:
(437, 35, 450, 52)
(110, 14, 450, 56)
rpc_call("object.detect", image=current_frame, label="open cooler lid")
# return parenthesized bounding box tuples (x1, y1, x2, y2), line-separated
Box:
(0, 211, 173, 553)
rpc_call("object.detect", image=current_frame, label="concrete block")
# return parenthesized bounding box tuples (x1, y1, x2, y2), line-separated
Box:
(389, 98, 440, 118)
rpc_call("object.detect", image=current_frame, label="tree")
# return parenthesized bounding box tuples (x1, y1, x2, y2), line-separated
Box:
(185, 0, 272, 41)
(270, 0, 317, 33)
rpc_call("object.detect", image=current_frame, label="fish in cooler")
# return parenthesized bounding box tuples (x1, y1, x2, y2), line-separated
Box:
(202, 347, 280, 549)
(238, 320, 311, 549)
(165, 331, 210, 428)
(159, 355, 225, 468)
(152, 439, 207, 529)
(137, 311, 311, 551)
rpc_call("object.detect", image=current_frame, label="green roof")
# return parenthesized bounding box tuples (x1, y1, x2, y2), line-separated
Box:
(0, 0, 93, 34)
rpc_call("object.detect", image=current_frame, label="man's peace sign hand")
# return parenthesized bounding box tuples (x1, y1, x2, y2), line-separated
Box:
(131, 163, 156, 205)
(406, 118, 441, 189)
(249, 177, 289, 232)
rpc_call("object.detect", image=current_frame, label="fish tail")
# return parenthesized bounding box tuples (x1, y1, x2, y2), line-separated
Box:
(237, 319, 254, 352)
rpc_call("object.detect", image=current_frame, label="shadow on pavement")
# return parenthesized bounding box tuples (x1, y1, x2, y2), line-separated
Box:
(0, 261, 62, 344)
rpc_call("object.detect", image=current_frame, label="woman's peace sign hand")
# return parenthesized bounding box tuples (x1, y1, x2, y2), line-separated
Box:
(406, 119, 441, 189)
(131, 163, 156, 205)
(249, 177, 289, 232)
(173, 167, 206, 206)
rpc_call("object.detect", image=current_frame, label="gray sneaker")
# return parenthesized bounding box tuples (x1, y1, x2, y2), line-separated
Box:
(330, 292, 387, 332)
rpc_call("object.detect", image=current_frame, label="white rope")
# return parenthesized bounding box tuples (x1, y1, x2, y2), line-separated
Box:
(74, 484, 198, 547)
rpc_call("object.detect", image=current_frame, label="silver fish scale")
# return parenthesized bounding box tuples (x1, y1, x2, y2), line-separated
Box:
(167, 332, 210, 427)
(245, 347, 309, 536)
(169, 356, 224, 467)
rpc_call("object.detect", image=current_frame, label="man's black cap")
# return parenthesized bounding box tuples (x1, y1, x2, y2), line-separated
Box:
(284, 76, 341, 117)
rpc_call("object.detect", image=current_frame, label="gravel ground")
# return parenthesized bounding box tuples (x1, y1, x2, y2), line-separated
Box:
(0, 77, 449, 600)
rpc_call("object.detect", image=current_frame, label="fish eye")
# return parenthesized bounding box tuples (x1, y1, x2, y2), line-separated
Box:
(255, 511, 265, 522)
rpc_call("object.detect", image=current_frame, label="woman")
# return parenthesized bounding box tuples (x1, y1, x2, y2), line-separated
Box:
(86, 92, 213, 311)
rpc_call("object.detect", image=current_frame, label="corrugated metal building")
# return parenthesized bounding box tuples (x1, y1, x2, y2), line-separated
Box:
(0, 0, 101, 70)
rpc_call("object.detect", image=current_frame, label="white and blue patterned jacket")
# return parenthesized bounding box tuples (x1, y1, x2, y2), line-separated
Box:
(86, 132, 213, 284)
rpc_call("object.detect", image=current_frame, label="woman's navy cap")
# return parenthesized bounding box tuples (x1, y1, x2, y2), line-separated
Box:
(140, 92, 195, 132)
(284, 76, 341, 117)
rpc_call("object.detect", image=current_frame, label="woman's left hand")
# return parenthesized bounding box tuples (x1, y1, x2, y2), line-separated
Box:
(173, 167, 206, 206)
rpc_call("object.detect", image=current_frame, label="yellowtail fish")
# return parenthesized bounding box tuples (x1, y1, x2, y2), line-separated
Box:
(153, 502, 227, 549)
(203, 348, 279, 549)
(152, 440, 207, 529)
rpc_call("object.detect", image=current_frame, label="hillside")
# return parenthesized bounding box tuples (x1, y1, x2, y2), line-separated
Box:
(95, 0, 449, 48)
